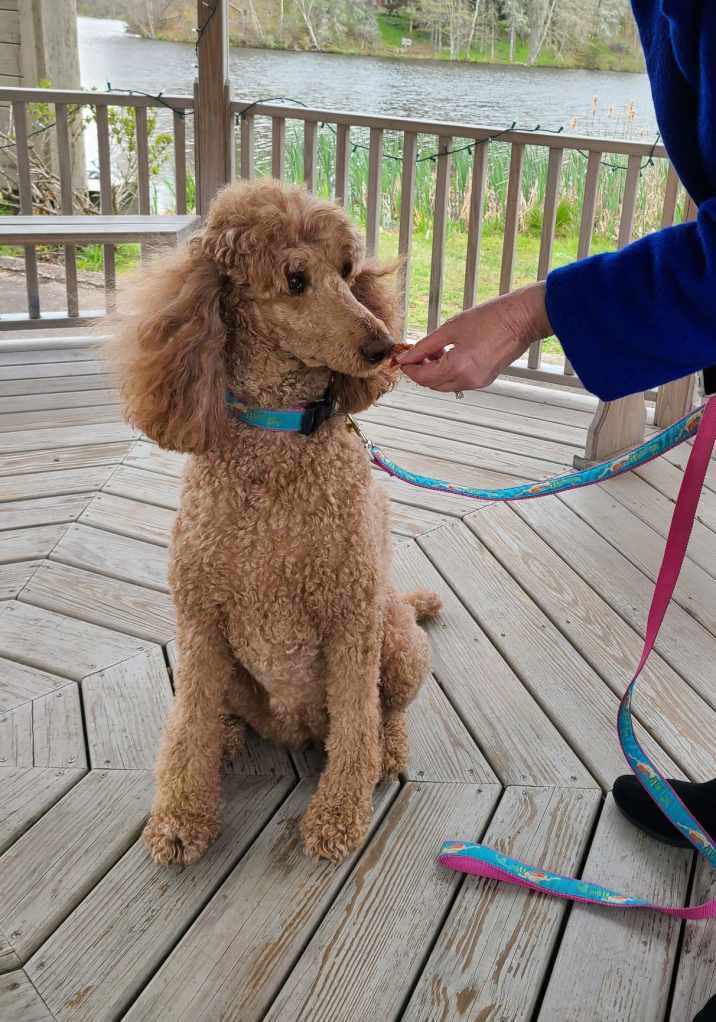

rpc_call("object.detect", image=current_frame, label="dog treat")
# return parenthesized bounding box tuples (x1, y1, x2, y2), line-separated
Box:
(390, 341, 412, 365)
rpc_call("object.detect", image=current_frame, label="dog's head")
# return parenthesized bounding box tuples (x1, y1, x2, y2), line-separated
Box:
(107, 180, 401, 453)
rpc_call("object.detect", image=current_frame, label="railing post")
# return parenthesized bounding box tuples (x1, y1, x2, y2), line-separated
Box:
(575, 153, 646, 467)
(195, 0, 233, 216)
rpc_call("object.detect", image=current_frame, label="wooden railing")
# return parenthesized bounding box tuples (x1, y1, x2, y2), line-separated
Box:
(0, 83, 698, 456)
(0, 86, 193, 319)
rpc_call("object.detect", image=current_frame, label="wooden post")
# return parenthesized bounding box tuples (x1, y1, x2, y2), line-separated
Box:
(195, 0, 233, 217)
(575, 154, 646, 467)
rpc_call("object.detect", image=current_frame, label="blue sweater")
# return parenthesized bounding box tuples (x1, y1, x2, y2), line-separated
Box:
(545, 1, 716, 401)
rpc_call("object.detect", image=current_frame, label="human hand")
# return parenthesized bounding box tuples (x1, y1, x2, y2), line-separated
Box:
(397, 282, 552, 392)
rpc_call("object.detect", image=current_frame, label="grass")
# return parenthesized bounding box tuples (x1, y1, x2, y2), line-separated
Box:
(375, 13, 645, 72)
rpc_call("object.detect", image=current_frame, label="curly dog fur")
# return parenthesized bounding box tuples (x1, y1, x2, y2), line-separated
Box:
(107, 180, 441, 864)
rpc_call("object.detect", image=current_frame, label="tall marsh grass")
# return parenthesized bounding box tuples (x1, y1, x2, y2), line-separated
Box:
(250, 120, 685, 248)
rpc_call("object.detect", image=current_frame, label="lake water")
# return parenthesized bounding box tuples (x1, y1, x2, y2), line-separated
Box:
(77, 16, 658, 141)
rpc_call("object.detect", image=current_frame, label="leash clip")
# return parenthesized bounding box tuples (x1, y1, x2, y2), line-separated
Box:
(346, 415, 373, 450)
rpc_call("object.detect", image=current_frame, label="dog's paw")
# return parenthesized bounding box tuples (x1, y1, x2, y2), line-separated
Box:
(143, 808, 218, 866)
(300, 792, 371, 863)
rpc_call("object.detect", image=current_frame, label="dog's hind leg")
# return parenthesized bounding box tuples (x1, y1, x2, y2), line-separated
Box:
(380, 591, 440, 711)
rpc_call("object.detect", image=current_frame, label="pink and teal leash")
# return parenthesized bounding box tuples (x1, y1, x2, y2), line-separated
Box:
(352, 397, 716, 918)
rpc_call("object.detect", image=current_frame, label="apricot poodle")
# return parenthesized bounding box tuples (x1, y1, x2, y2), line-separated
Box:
(108, 179, 441, 864)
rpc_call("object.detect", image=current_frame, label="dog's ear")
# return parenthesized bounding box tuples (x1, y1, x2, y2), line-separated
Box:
(330, 261, 402, 414)
(105, 239, 228, 454)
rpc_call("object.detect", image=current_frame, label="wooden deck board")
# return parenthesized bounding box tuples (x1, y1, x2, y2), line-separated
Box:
(537, 796, 691, 1022)
(0, 494, 93, 531)
(264, 782, 501, 1022)
(403, 786, 600, 1021)
(80, 492, 176, 546)
(50, 523, 169, 592)
(20, 560, 176, 643)
(123, 781, 398, 1022)
(0, 970, 54, 1021)
(392, 543, 596, 788)
(466, 505, 716, 782)
(27, 775, 294, 1022)
(421, 522, 686, 786)
(513, 496, 716, 709)
(82, 650, 173, 770)
(0, 341, 712, 1022)
(0, 770, 154, 962)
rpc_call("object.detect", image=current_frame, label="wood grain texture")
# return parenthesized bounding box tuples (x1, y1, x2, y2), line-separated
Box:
(0, 524, 67, 564)
(404, 786, 600, 1022)
(357, 419, 569, 481)
(0, 601, 148, 681)
(27, 774, 294, 1022)
(392, 543, 595, 787)
(598, 473, 716, 579)
(0, 494, 92, 531)
(513, 496, 716, 711)
(0, 658, 69, 712)
(427, 136, 452, 333)
(383, 386, 587, 448)
(0, 450, 126, 482)
(423, 521, 684, 786)
(0, 770, 153, 961)
(82, 649, 172, 769)
(32, 684, 86, 770)
(80, 491, 175, 546)
(561, 483, 716, 631)
(0, 469, 117, 507)
(0, 373, 114, 398)
(0, 405, 123, 433)
(21, 560, 176, 644)
(265, 782, 501, 1022)
(361, 403, 578, 466)
(0, 700, 31, 767)
(123, 781, 397, 1022)
(467, 505, 716, 782)
(0, 561, 40, 600)
(0, 931, 20, 975)
(668, 857, 716, 1022)
(0, 422, 135, 456)
(0, 766, 84, 855)
(123, 441, 186, 478)
(103, 465, 181, 509)
(636, 457, 716, 534)
(50, 523, 169, 592)
(462, 140, 488, 310)
(0, 970, 54, 1022)
(404, 674, 499, 783)
(537, 796, 691, 1022)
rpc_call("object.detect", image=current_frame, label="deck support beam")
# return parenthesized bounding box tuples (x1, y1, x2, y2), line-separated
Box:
(195, 0, 233, 216)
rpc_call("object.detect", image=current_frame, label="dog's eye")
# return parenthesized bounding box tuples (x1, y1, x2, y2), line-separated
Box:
(287, 271, 306, 295)
(341, 261, 353, 279)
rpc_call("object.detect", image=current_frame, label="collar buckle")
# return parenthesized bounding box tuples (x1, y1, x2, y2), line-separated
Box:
(300, 394, 336, 435)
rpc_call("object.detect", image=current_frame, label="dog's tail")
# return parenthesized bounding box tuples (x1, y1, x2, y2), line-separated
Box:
(403, 590, 442, 623)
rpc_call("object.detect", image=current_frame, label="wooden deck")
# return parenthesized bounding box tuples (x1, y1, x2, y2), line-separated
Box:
(0, 341, 714, 1022)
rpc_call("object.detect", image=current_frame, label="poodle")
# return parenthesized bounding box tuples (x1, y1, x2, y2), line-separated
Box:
(107, 179, 441, 864)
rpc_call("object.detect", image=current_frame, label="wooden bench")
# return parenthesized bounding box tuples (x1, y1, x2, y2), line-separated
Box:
(0, 214, 201, 332)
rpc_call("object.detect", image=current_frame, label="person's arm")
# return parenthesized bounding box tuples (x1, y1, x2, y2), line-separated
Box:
(398, 198, 716, 400)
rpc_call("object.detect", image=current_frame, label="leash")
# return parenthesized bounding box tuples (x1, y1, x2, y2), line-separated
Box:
(352, 398, 716, 917)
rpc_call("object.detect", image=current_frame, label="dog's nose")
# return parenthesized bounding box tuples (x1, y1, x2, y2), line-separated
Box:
(360, 334, 395, 366)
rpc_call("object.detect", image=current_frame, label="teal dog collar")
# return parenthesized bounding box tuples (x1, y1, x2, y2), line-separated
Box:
(226, 390, 337, 435)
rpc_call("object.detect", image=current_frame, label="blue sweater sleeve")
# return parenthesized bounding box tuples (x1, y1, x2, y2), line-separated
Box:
(545, 197, 716, 402)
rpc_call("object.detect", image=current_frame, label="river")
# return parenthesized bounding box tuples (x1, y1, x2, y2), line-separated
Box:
(78, 16, 657, 141)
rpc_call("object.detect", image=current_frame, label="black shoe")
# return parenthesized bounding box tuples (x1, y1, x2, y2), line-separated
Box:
(694, 993, 716, 1021)
(613, 775, 716, 848)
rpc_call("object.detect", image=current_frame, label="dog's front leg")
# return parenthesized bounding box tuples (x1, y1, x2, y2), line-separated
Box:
(300, 628, 382, 862)
(143, 613, 233, 865)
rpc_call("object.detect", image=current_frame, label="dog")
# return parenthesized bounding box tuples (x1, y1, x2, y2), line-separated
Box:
(107, 179, 441, 864)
